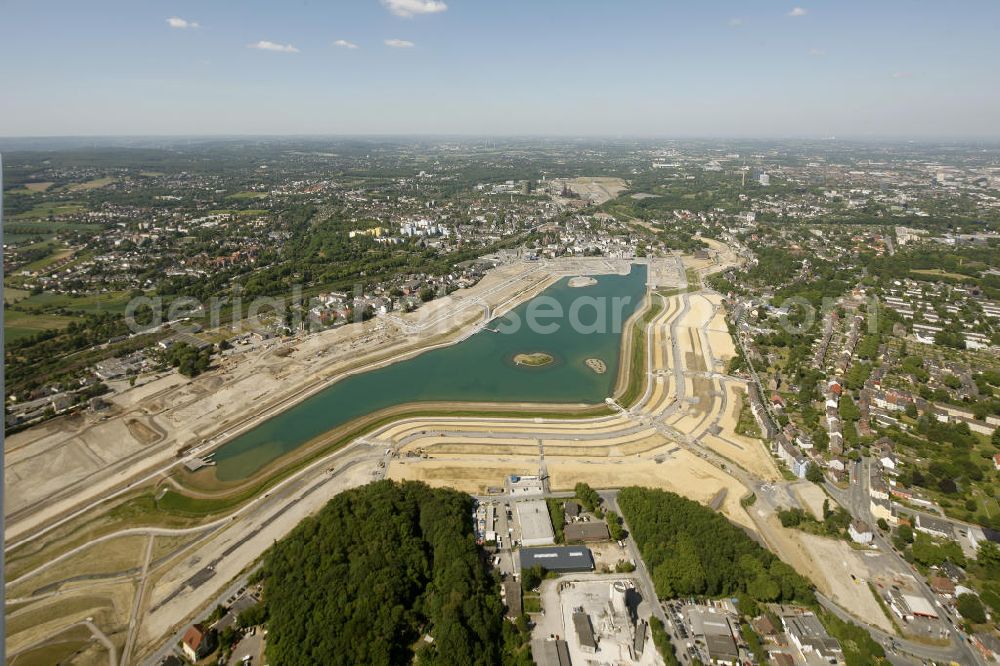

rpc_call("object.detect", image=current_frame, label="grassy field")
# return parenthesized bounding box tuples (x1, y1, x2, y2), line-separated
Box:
(3, 233, 54, 244)
(735, 396, 762, 438)
(226, 191, 268, 200)
(618, 296, 663, 407)
(5, 221, 101, 235)
(67, 176, 116, 191)
(15, 290, 133, 315)
(911, 268, 972, 281)
(24, 182, 55, 192)
(7, 534, 147, 598)
(13, 203, 87, 220)
(22, 248, 75, 273)
(8, 625, 95, 666)
(4, 310, 80, 342)
(4, 287, 32, 305)
(655, 286, 691, 298)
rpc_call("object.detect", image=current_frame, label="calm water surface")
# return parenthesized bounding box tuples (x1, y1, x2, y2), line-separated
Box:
(213, 264, 647, 479)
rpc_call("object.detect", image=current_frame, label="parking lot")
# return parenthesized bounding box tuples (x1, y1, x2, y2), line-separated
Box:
(474, 497, 522, 576)
(229, 628, 265, 665)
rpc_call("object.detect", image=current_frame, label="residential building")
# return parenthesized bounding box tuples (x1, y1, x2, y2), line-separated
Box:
(870, 497, 897, 525)
(181, 624, 214, 663)
(929, 577, 956, 597)
(563, 521, 610, 543)
(849, 520, 874, 545)
(915, 514, 954, 540)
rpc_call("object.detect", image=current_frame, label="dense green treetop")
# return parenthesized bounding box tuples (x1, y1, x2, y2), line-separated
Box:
(617, 487, 814, 605)
(261, 480, 505, 666)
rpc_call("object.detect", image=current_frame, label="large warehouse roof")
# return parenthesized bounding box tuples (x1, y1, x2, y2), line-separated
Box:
(519, 546, 595, 572)
(516, 499, 555, 547)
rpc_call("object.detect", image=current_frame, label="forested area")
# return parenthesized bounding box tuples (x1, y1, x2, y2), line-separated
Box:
(866, 245, 1000, 300)
(259, 480, 511, 666)
(617, 487, 814, 606)
(162, 342, 213, 377)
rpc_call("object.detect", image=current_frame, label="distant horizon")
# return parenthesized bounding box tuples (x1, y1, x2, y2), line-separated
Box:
(3, 1, 999, 139)
(3, 133, 1000, 146)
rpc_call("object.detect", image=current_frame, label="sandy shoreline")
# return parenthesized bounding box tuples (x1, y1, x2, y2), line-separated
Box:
(4, 257, 639, 542)
(14, 248, 847, 664)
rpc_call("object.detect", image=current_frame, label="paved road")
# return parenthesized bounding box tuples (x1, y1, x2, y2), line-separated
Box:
(121, 535, 156, 665)
(5, 256, 558, 550)
(140, 572, 263, 666)
(601, 490, 669, 631)
(824, 458, 984, 666)
(817, 593, 978, 665)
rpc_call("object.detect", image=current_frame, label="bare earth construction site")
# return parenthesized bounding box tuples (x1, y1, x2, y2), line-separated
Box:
(4, 241, 897, 664)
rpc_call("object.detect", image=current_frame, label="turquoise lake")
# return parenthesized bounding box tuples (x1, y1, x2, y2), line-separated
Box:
(212, 264, 648, 480)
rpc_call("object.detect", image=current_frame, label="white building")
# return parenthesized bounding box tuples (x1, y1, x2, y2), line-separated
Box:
(507, 474, 544, 498)
(849, 520, 874, 545)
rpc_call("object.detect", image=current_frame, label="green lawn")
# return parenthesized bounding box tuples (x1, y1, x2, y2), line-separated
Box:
(4, 310, 80, 341)
(618, 294, 663, 407)
(67, 176, 116, 191)
(13, 202, 87, 220)
(911, 268, 972, 281)
(226, 191, 268, 200)
(16, 290, 133, 315)
(3, 232, 54, 244)
(3, 287, 31, 305)
(22, 247, 75, 273)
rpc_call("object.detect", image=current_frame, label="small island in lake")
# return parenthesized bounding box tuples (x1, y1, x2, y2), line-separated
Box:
(513, 352, 554, 367)
(568, 276, 598, 288)
(585, 358, 607, 374)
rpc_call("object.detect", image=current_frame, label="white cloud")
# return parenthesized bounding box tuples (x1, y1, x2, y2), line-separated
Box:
(891, 71, 912, 79)
(728, 18, 744, 27)
(249, 40, 300, 53)
(166, 17, 200, 29)
(788, 7, 808, 17)
(385, 38, 415, 48)
(382, 0, 447, 18)
(808, 48, 825, 57)
(334, 39, 359, 49)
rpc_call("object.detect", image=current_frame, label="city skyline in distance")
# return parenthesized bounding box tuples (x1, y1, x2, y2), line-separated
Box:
(2, 0, 999, 139)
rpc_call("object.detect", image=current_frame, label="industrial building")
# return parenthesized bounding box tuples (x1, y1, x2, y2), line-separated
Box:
(687, 606, 739, 664)
(885, 589, 939, 620)
(507, 474, 545, 498)
(516, 499, 556, 547)
(780, 610, 844, 662)
(554, 580, 654, 664)
(564, 520, 610, 543)
(531, 639, 571, 666)
(519, 546, 595, 573)
(573, 611, 598, 653)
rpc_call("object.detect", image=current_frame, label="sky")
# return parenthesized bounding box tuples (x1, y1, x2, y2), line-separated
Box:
(2, 0, 999, 139)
